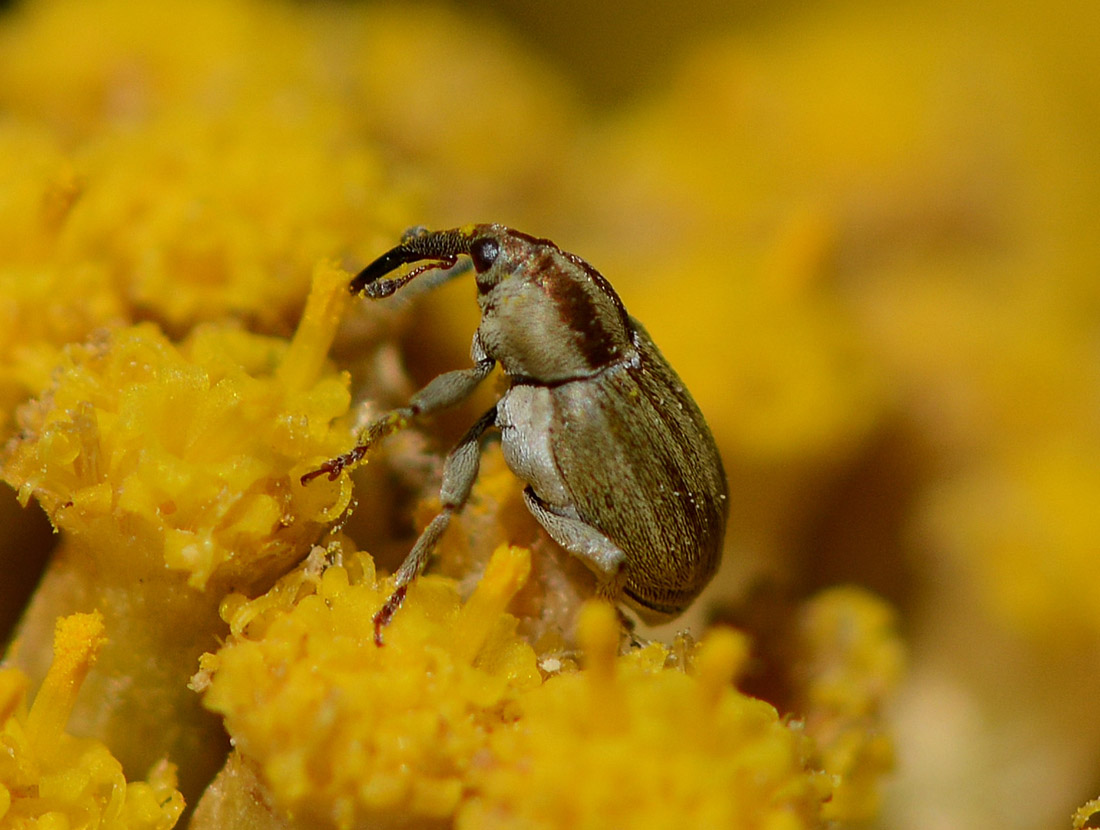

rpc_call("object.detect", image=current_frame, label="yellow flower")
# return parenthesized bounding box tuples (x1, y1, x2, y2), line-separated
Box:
(1, 264, 357, 803)
(197, 544, 540, 828)
(460, 605, 831, 830)
(0, 612, 184, 829)
(1073, 797, 1100, 830)
(0, 0, 405, 336)
(793, 588, 904, 823)
(4, 262, 354, 591)
(197, 560, 853, 829)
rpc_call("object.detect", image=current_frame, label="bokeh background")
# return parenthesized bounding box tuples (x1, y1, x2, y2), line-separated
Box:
(1, 0, 1098, 827)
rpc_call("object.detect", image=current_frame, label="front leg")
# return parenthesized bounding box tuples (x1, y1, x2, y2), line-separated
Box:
(301, 354, 495, 484)
(372, 404, 498, 644)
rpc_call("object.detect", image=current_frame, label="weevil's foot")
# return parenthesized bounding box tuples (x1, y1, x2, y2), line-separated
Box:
(300, 445, 369, 485)
(612, 606, 652, 652)
(300, 410, 413, 486)
(621, 619, 647, 651)
(372, 583, 408, 646)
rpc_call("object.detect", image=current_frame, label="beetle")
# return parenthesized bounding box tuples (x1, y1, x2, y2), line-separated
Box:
(303, 224, 728, 644)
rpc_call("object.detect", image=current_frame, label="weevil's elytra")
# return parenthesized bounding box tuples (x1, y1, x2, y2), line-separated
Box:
(305, 224, 728, 643)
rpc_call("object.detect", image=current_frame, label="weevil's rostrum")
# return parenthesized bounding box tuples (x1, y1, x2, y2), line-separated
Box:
(309, 224, 728, 639)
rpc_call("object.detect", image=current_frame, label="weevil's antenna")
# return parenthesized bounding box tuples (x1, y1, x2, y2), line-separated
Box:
(350, 227, 474, 298)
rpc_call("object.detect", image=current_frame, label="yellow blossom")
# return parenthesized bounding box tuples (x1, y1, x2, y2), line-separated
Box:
(793, 588, 904, 823)
(196, 555, 852, 829)
(0, 612, 184, 829)
(1073, 798, 1100, 830)
(1, 264, 357, 803)
(459, 604, 831, 830)
(0, 0, 404, 335)
(4, 262, 354, 591)
(0, 121, 126, 439)
(196, 544, 540, 828)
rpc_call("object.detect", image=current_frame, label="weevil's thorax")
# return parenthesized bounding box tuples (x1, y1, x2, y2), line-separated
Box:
(474, 231, 636, 383)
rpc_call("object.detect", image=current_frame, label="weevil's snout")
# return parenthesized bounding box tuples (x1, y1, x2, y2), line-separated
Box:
(350, 227, 478, 298)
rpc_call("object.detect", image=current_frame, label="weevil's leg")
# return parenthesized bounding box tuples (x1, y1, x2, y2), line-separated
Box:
(372, 404, 498, 644)
(301, 337, 495, 484)
(410, 256, 473, 296)
(521, 487, 629, 600)
(359, 354, 496, 448)
(617, 610, 646, 651)
(408, 357, 495, 417)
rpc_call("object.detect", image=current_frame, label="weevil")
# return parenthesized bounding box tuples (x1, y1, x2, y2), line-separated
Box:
(303, 224, 728, 643)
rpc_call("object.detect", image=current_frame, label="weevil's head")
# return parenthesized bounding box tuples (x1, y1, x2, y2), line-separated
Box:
(352, 224, 636, 382)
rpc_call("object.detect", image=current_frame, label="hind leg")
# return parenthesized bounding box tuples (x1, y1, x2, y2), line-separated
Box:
(521, 486, 628, 602)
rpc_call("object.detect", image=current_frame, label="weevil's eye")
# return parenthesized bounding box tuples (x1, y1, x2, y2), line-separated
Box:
(469, 237, 500, 273)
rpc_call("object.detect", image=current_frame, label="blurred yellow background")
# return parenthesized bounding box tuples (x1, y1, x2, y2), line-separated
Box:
(1, 0, 1098, 827)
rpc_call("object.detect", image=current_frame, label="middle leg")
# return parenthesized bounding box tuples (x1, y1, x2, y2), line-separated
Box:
(372, 404, 498, 644)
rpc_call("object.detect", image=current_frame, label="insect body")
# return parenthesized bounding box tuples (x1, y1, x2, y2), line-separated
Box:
(304, 225, 728, 642)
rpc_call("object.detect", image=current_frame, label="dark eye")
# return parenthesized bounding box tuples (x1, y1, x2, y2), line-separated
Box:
(469, 237, 500, 273)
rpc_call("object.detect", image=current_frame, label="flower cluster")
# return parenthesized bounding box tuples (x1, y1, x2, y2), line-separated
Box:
(193, 545, 851, 828)
(0, 612, 183, 829)
(29, 0, 1100, 825)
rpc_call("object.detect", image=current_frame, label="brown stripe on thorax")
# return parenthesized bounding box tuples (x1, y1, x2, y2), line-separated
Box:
(531, 249, 632, 371)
